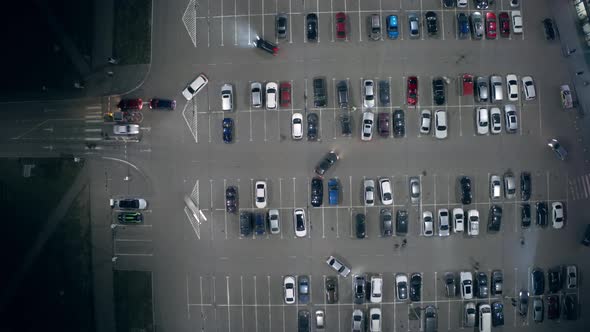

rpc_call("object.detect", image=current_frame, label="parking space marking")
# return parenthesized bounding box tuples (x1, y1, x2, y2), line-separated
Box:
(288, 0, 292, 43)
(200, 276, 204, 320)
(268, 276, 272, 331)
(349, 175, 353, 238)
(538, 83, 542, 136)
(240, 276, 245, 330)
(261, 0, 264, 38)
(332, 78, 337, 139)
(304, 79, 309, 108)
(220, 0, 224, 46)
(249, 83, 253, 142)
(248, 0, 251, 44)
(357, 1, 362, 42)
(264, 103, 267, 142)
(279, 178, 284, 239)
(210, 179, 215, 240)
(224, 179, 228, 239)
(226, 276, 232, 331)
(253, 275, 258, 331)
(317, 0, 321, 43)
(212, 276, 218, 327)
(292, 177, 296, 207)
(187, 275, 191, 320)
(322, 205, 326, 238)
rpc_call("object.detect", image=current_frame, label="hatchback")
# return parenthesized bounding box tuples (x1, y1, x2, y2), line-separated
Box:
(504, 172, 516, 199)
(490, 75, 503, 102)
(368, 14, 382, 40)
(378, 112, 390, 137)
(292, 113, 303, 139)
(490, 175, 502, 200)
(335, 12, 347, 39)
(408, 13, 420, 38)
(265, 82, 278, 110)
(387, 15, 399, 39)
(533, 299, 544, 322)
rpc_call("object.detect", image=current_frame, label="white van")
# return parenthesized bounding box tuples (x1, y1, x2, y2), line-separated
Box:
(478, 304, 491, 332)
(560, 85, 574, 109)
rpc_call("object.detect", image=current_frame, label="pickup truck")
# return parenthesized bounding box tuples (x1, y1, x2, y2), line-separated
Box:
(110, 198, 147, 210)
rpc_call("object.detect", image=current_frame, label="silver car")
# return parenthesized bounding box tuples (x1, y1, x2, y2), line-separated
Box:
(464, 302, 476, 327)
(548, 138, 568, 160)
(326, 255, 351, 277)
(364, 80, 375, 108)
(410, 177, 420, 203)
(476, 76, 489, 102)
(251, 82, 262, 108)
(504, 172, 516, 199)
(504, 104, 518, 133)
(408, 13, 420, 38)
(490, 175, 502, 200)
(490, 75, 504, 102)
(438, 209, 450, 236)
(352, 309, 364, 332)
(470, 12, 484, 39)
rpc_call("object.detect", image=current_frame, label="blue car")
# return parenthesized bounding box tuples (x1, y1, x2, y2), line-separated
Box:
(254, 213, 266, 235)
(457, 13, 470, 39)
(328, 178, 339, 205)
(222, 118, 233, 143)
(387, 15, 399, 39)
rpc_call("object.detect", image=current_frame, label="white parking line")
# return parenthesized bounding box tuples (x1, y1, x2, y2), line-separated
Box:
(200, 276, 204, 321)
(210, 179, 215, 240)
(221, 0, 224, 46)
(289, 0, 293, 43)
(330, 0, 334, 42)
(234, 0, 237, 45)
(316, 0, 320, 43)
(248, 0, 251, 44)
(261, 0, 265, 37)
(349, 175, 353, 237)
(240, 276, 245, 330)
(357, 1, 362, 42)
(187, 275, 191, 320)
(212, 276, 218, 328)
(538, 83, 542, 136)
(224, 179, 228, 239)
(254, 275, 258, 331)
(279, 178, 284, 239)
(292, 177, 296, 208)
(267, 276, 272, 331)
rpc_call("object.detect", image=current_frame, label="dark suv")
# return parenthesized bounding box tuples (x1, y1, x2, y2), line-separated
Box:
(521, 172, 531, 201)
(378, 112, 390, 137)
(393, 110, 405, 137)
(240, 211, 252, 236)
(432, 78, 445, 105)
(306, 13, 318, 41)
(315, 151, 338, 176)
(337, 80, 349, 108)
(307, 113, 319, 141)
(396, 209, 408, 235)
(458, 176, 472, 205)
(425, 11, 438, 36)
(313, 77, 327, 107)
(310, 177, 323, 207)
(543, 18, 555, 40)
(353, 274, 366, 304)
(536, 202, 548, 227)
(356, 213, 366, 239)
(488, 205, 502, 232)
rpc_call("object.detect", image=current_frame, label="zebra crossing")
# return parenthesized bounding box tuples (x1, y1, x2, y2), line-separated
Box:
(569, 173, 590, 200)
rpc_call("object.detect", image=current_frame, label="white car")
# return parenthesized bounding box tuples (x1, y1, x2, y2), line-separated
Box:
(182, 73, 209, 100)
(490, 175, 502, 200)
(292, 113, 303, 139)
(266, 82, 278, 110)
(552, 202, 565, 229)
(512, 11, 523, 34)
(438, 208, 450, 236)
(490, 107, 502, 134)
(506, 74, 519, 101)
(251, 82, 262, 108)
(460, 271, 474, 300)
(221, 83, 233, 111)
(361, 111, 375, 141)
(435, 110, 447, 139)
(476, 108, 489, 135)
(110, 198, 148, 210)
(255, 181, 267, 208)
(370, 276, 383, 303)
(378, 177, 393, 205)
(457, 0, 468, 7)
(504, 104, 518, 133)
(521, 76, 536, 100)
(364, 179, 375, 206)
(284, 276, 296, 304)
(369, 308, 382, 332)
(294, 208, 307, 237)
(453, 208, 464, 233)
(268, 209, 280, 234)
(113, 124, 140, 135)
(364, 79, 375, 108)
(395, 274, 408, 300)
(467, 209, 479, 236)
(420, 109, 431, 134)
(423, 211, 434, 237)
(326, 255, 351, 277)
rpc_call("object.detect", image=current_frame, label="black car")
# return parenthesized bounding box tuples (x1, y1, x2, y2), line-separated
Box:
(307, 113, 319, 140)
(432, 78, 445, 105)
(337, 80, 349, 108)
(276, 14, 287, 39)
(458, 176, 472, 205)
(222, 118, 233, 143)
(314, 151, 338, 176)
(356, 213, 366, 239)
(563, 294, 577, 320)
(325, 276, 338, 304)
(443, 0, 455, 8)
(225, 186, 238, 213)
(582, 223, 590, 246)
(254, 213, 266, 235)
(521, 203, 531, 228)
(310, 177, 323, 207)
(492, 302, 504, 327)
(547, 295, 560, 320)
(410, 273, 422, 302)
(353, 274, 366, 304)
(117, 212, 143, 223)
(379, 80, 390, 105)
(149, 98, 176, 110)
(518, 289, 529, 317)
(393, 109, 405, 137)
(425, 11, 438, 36)
(340, 114, 352, 136)
(487, 205, 502, 232)
(254, 36, 278, 55)
(298, 309, 311, 332)
(475, 0, 489, 10)
(548, 268, 561, 293)
(306, 13, 318, 41)
(381, 208, 393, 236)
(444, 272, 456, 297)
(521, 172, 531, 201)
(536, 202, 548, 227)
(240, 211, 252, 236)
(476, 272, 488, 298)
(543, 18, 555, 40)
(396, 209, 409, 235)
(531, 268, 545, 295)
(313, 77, 327, 107)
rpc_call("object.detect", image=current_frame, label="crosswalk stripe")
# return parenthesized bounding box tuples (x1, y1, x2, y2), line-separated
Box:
(570, 181, 578, 200)
(85, 120, 103, 124)
(85, 115, 102, 119)
(85, 105, 101, 110)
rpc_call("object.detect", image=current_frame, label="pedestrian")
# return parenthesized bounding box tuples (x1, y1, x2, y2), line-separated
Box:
(402, 239, 407, 247)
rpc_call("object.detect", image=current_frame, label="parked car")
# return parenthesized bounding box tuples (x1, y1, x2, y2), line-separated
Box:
(326, 255, 351, 277)
(407, 76, 418, 106)
(266, 82, 278, 110)
(492, 302, 504, 327)
(453, 208, 464, 233)
(460, 271, 473, 300)
(490, 75, 504, 102)
(370, 276, 383, 303)
(380, 208, 393, 236)
(396, 210, 409, 235)
(548, 268, 561, 293)
(504, 104, 518, 133)
(336, 80, 349, 108)
(434, 110, 447, 139)
(222, 118, 233, 143)
(294, 208, 307, 237)
(458, 13, 470, 39)
(396, 273, 408, 300)
(254, 36, 279, 55)
(476, 272, 488, 298)
(543, 18, 556, 40)
(410, 177, 420, 203)
(364, 179, 375, 206)
(533, 298, 544, 322)
(464, 302, 476, 327)
(240, 211, 252, 236)
(276, 13, 287, 38)
(512, 11, 523, 33)
(552, 202, 565, 229)
(492, 270, 503, 295)
(254, 213, 266, 235)
(504, 172, 517, 199)
(379, 80, 390, 106)
(490, 175, 502, 200)
(476, 108, 489, 135)
(445, 272, 456, 297)
(328, 178, 339, 205)
(547, 295, 560, 320)
(499, 12, 510, 37)
(110, 197, 147, 210)
(536, 202, 548, 227)
(410, 273, 422, 302)
(352, 309, 364, 332)
(220, 84, 233, 111)
(378, 112, 390, 137)
(582, 224, 590, 246)
(356, 213, 366, 239)
(268, 209, 280, 234)
(307, 113, 319, 141)
(313, 77, 327, 107)
(408, 13, 420, 38)
(367, 14, 382, 40)
(459, 176, 472, 205)
(292, 113, 303, 140)
(490, 107, 502, 134)
(255, 181, 267, 208)
(467, 209, 479, 236)
(423, 211, 434, 236)
(521, 203, 531, 228)
(531, 268, 545, 295)
(420, 110, 431, 134)
(369, 308, 381, 332)
(310, 177, 323, 207)
(298, 275, 310, 303)
(298, 310, 310, 332)
(521, 76, 536, 100)
(564, 294, 578, 320)
(225, 186, 238, 213)
(425, 11, 438, 36)
(306, 13, 318, 41)
(475, 0, 489, 9)
(506, 74, 519, 101)
(387, 15, 399, 39)
(284, 276, 296, 304)
(518, 289, 529, 317)
(325, 276, 338, 303)
(488, 205, 502, 232)
(438, 208, 450, 237)
(521, 172, 531, 201)
(315, 310, 324, 330)
(149, 98, 175, 110)
(340, 114, 352, 136)
(117, 212, 143, 223)
(424, 306, 437, 332)
(393, 110, 405, 137)
(362, 111, 375, 141)
(476, 76, 489, 102)
(314, 151, 339, 176)
(364, 79, 375, 108)
(279, 82, 292, 107)
(470, 12, 484, 39)
(251, 82, 263, 108)
(432, 77, 445, 105)
(353, 274, 366, 304)
(335, 12, 347, 39)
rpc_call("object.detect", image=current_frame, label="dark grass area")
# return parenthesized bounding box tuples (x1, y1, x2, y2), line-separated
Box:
(113, 0, 152, 65)
(114, 270, 154, 332)
(47, 0, 94, 56)
(0, 158, 94, 332)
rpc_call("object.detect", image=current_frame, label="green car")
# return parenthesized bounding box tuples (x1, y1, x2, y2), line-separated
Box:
(118, 212, 143, 224)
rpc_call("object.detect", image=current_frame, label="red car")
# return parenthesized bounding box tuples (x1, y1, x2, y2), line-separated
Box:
(547, 295, 560, 320)
(279, 82, 291, 107)
(335, 12, 347, 39)
(407, 76, 418, 106)
(118, 98, 143, 110)
(499, 12, 510, 37)
(462, 74, 474, 96)
(486, 12, 497, 39)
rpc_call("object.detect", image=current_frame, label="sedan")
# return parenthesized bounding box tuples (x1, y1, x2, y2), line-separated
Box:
(490, 107, 502, 134)
(110, 197, 148, 210)
(432, 78, 445, 105)
(364, 79, 376, 108)
(251, 82, 263, 108)
(453, 208, 464, 233)
(314, 151, 339, 176)
(294, 208, 307, 237)
(310, 177, 323, 207)
(325, 276, 338, 303)
(292, 113, 303, 139)
(306, 13, 318, 41)
(369, 308, 381, 332)
(220, 84, 233, 111)
(307, 113, 319, 141)
(521, 76, 536, 100)
(379, 177, 393, 205)
(410, 177, 420, 203)
(284, 276, 296, 304)
(504, 104, 518, 133)
(407, 76, 418, 106)
(543, 18, 556, 40)
(118, 98, 143, 110)
(465, 302, 476, 327)
(438, 209, 450, 236)
(265, 82, 278, 110)
(491, 270, 503, 295)
(149, 98, 176, 110)
(364, 179, 375, 206)
(548, 138, 568, 160)
(361, 111, 375, 141)
(420, 109, 431, 134)
(547, 295, 560, 320)
(488, 205, 502, 232)
(255, 181, 267, 208)
(380, 208, 393, 236)
(467, 209, 480, 236)
(326, 255, 351, 277)
(353, 275, 366, 304)
(506, 74, 519, 101)
(476, 272, 488, 298)
(225, 186, 238, 213)
(396, 274, 408, 300)
(379, 80, 390, 105)
(335, 12, 347, 39)
(512, 11, 523, 34)
(533, 299, 544, 322)
(548, 268, 561, 293)
(434, 110, 447, 139)
(460, 271, 473, 300)
(393, 110, 405, 137)
(268, 209, 280, 234)
(396, 210, 409, 235)
(222, 118, 233, 143)
(425, 11, 438, 36)
(551, 202, 564, 229)
(117, 212, 143, 223)
(476, 76, 489, 102)
(536, 202, 548, 227)
(408, 13, 420, 38)
(423, 211, 434, 236)
(492, 302, 505, 326)
(531, 268, 545, 295)
(457, 176, 471, 205)
(410, 273, 422, 302)
(352, 310, 364, 332)
(254, 36, 279, 56)
(476, 108, 489, 135)
(499, 12, 510, 37)
(471, 12, 484, 39)
(279, 82, 291, 107)
(276, 14, 287, 39)
(298, 275, 310, 303)
(355, 213, 366, 239)
(564, 294, 578, 320)
(113, 124, 139, 135)
(457, 13, 470, 39)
